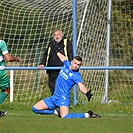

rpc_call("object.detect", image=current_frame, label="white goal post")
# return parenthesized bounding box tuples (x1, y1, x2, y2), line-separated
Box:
(0, 0, 132, 104)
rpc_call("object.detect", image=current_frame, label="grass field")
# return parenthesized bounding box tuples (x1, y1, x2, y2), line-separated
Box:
(0, 101, 132, 133)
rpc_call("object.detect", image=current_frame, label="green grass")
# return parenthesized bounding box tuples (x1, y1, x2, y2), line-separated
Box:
(0, 102, 132, 133)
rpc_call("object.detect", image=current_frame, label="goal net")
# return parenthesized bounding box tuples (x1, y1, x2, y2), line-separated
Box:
(76, 0, 133, 104)
(76, 0, 108, 103)
(108, 0, 133, 104)
(0, 0, 73, 103)
(0, 0, 132, 104)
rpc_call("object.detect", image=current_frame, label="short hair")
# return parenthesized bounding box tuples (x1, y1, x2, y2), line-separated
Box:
(53, 29, 63, 36)
(74, 55, 82, 61)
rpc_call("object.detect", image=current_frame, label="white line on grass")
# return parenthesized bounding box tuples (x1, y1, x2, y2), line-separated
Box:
(8, 113, 132, 117)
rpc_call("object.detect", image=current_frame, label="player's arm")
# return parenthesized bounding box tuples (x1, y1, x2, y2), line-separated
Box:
(57, 52, 67, 62)
(1, 40, 20, 62)
(4, 53, 20, 62)
(78, 82, 88, 94)
(78, 82, 93, 102)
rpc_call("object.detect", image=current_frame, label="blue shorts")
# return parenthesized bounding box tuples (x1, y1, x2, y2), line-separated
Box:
(43, 95, 70, 109)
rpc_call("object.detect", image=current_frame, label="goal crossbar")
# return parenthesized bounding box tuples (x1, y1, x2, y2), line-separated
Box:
(4, 66, 133, 70)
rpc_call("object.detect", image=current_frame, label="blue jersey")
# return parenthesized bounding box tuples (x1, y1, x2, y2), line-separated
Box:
(53, 60, 82, 98)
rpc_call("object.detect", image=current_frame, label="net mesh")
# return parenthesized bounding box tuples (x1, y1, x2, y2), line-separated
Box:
(0, 0, 132, 104)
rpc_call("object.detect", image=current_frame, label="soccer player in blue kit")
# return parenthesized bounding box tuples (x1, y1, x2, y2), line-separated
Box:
(32, 51, 100, 118)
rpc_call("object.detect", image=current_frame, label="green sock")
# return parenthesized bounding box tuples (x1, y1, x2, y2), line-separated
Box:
(0, 92, 7, 104)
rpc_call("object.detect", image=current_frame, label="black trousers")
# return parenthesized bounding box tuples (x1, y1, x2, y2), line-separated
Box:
(48, 71, 60, 95)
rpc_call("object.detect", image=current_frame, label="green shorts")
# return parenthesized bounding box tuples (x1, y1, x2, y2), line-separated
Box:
(0, 70, 10, 91)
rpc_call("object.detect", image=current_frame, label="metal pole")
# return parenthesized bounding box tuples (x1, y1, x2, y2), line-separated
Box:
(72, 0, 77, 105)
(102, 0, 112, 103)
(10, 70, 14, 102)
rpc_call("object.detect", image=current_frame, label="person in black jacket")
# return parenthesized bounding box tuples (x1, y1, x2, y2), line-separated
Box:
(38, 30, 73, 95)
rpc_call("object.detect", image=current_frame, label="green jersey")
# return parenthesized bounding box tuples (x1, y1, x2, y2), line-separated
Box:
(0, 40, 8, 69)
(0, 40, 10, 90)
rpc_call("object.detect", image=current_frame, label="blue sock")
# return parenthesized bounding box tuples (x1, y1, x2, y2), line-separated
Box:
(63, 112, 85, 118)
(32, 106, 54, 115)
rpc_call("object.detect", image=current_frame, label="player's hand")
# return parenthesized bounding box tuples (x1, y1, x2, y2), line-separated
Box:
(86, 89, 93, 102)
(16, 57, 20, 62)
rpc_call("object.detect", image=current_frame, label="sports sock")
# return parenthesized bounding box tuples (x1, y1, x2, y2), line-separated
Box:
(32, 106, 54, 114)
(0, 92, 7, 104)
(54, 110, 58, 115)
(84, 113, 91, 118)
(63, 113, 85, 118)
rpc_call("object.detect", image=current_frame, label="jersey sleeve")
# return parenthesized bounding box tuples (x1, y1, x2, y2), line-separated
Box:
(63, 60, 70, 67)
(0, 40, 8, 55)
(73, 72, 82, 84)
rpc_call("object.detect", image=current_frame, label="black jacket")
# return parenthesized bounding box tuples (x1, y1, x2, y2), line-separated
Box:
(40, 36, 73, 73)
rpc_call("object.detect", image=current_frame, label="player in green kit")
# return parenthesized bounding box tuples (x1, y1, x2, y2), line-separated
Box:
(0, 39, 20, 116)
